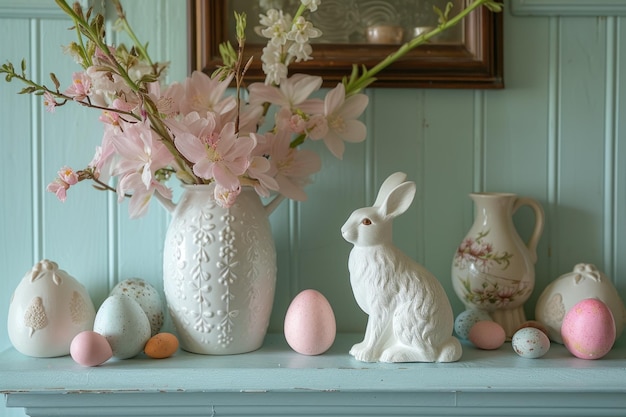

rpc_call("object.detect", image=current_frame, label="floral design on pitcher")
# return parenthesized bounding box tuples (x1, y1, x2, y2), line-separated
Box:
(453, 230, 527, 308)
(453, 230, 512, 272)
(458, 276, 531, 308)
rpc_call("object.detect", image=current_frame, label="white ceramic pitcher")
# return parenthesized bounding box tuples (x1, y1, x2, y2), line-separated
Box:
(451, 192, 544, 338)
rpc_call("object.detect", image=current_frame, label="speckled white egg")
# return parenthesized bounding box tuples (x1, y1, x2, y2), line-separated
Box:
(512, 327, 550, 358)
(284, 289, 336, 355)
(454, 309, 492, 340)
(110, 278, 164, 336)
(93, 295, 151, 359)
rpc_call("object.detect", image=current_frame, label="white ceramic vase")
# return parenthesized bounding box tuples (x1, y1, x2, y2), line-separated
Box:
(451, 193, 544, 338)
(161, 184, 280, 354)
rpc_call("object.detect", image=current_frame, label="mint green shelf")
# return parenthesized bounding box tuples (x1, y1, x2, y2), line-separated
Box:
(2, 333, 626, 416)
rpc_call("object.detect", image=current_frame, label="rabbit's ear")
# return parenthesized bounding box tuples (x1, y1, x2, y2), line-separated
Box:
(373, 172, 408, 207)
(379, 181, 416, 219)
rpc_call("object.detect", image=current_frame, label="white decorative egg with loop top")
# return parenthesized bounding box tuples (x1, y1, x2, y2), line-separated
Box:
(8, 260, 96, 357)
(535, 263, 626, 343)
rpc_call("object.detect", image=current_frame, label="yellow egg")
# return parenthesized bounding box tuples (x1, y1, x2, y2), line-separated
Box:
(144, 332, 179, 359)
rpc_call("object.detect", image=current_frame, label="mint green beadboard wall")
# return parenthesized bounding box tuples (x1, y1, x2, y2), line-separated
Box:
(1, 1, 626, 415)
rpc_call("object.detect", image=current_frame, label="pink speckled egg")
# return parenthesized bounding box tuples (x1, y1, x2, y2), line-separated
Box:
(70, 331, 112, 367)
(468, 320, 506, 350)
(284, 289, 336, 355)
(561, 298, 616, 360)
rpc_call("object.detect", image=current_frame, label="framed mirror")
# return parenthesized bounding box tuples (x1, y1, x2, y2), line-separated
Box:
(188, 0, 503, 89)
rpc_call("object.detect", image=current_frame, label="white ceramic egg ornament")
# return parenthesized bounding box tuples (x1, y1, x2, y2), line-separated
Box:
(535, 263, 626, 343)
(110, 278, 164, 336)
(8, 260, 96, 357)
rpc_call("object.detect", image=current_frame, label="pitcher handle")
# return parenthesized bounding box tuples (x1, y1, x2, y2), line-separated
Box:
(155, 192, 176, 213)
(513, 197, 545, 264)
(264, 194, 286, 216)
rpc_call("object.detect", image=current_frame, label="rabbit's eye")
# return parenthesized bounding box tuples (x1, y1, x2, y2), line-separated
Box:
(362, 218, 372, 226)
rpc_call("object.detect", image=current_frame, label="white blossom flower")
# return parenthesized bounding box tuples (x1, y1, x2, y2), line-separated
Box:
(261, 43, 288, 85)
(259, 9, 292, 46)
(301, 0, 321, 12)
(288, 16, 322, 45)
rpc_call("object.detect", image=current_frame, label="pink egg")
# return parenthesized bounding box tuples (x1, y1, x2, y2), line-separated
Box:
(70, 331, 113, 367)
(561, 298, 616, 360)
(284, 289, 336, 355)
(468, 320, 506, 350)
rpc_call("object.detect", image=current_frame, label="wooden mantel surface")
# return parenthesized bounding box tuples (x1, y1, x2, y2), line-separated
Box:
(1, 333, 626, 416)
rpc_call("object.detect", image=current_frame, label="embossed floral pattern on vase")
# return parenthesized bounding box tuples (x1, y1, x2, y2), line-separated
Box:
(163, 185, 276, 354)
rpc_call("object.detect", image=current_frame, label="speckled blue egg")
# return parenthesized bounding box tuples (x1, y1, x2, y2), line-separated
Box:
(454, 309, 492, 340)
(512, 327, 550, 359)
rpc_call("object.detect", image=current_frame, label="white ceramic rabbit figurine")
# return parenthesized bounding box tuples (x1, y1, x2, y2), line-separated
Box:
(341, 172, 462, 363)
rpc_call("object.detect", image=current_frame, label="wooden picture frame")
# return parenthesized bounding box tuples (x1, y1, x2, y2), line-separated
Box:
(188, 0, 503, 89)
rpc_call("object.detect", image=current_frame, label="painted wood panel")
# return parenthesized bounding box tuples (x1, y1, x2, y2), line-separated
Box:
(483, 12, 553, 315)
(1, 2, 626, 416)
(616, 16, 626, 296)
(0, 23, 35, 411)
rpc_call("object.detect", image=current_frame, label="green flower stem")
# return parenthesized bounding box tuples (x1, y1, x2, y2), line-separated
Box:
(286, 0, 499, 149)
(72, 18, 92, 68)
(290, 133, 306, 149)
(111, 0, 154, 67)
(344, 0, 497, 96)
(143, 98, 200, 184)
(0, 65, 143, 121)
(54, 0, 141, 93)
(55, 0, 196, 182)
(292, 3, 308, 21)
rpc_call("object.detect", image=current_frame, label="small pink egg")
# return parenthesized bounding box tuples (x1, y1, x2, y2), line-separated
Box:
(561, 298, 616, 360)
(468, 320, 506, 350)
(70, 331, 113, 367)
(284, 289, 336, 355)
